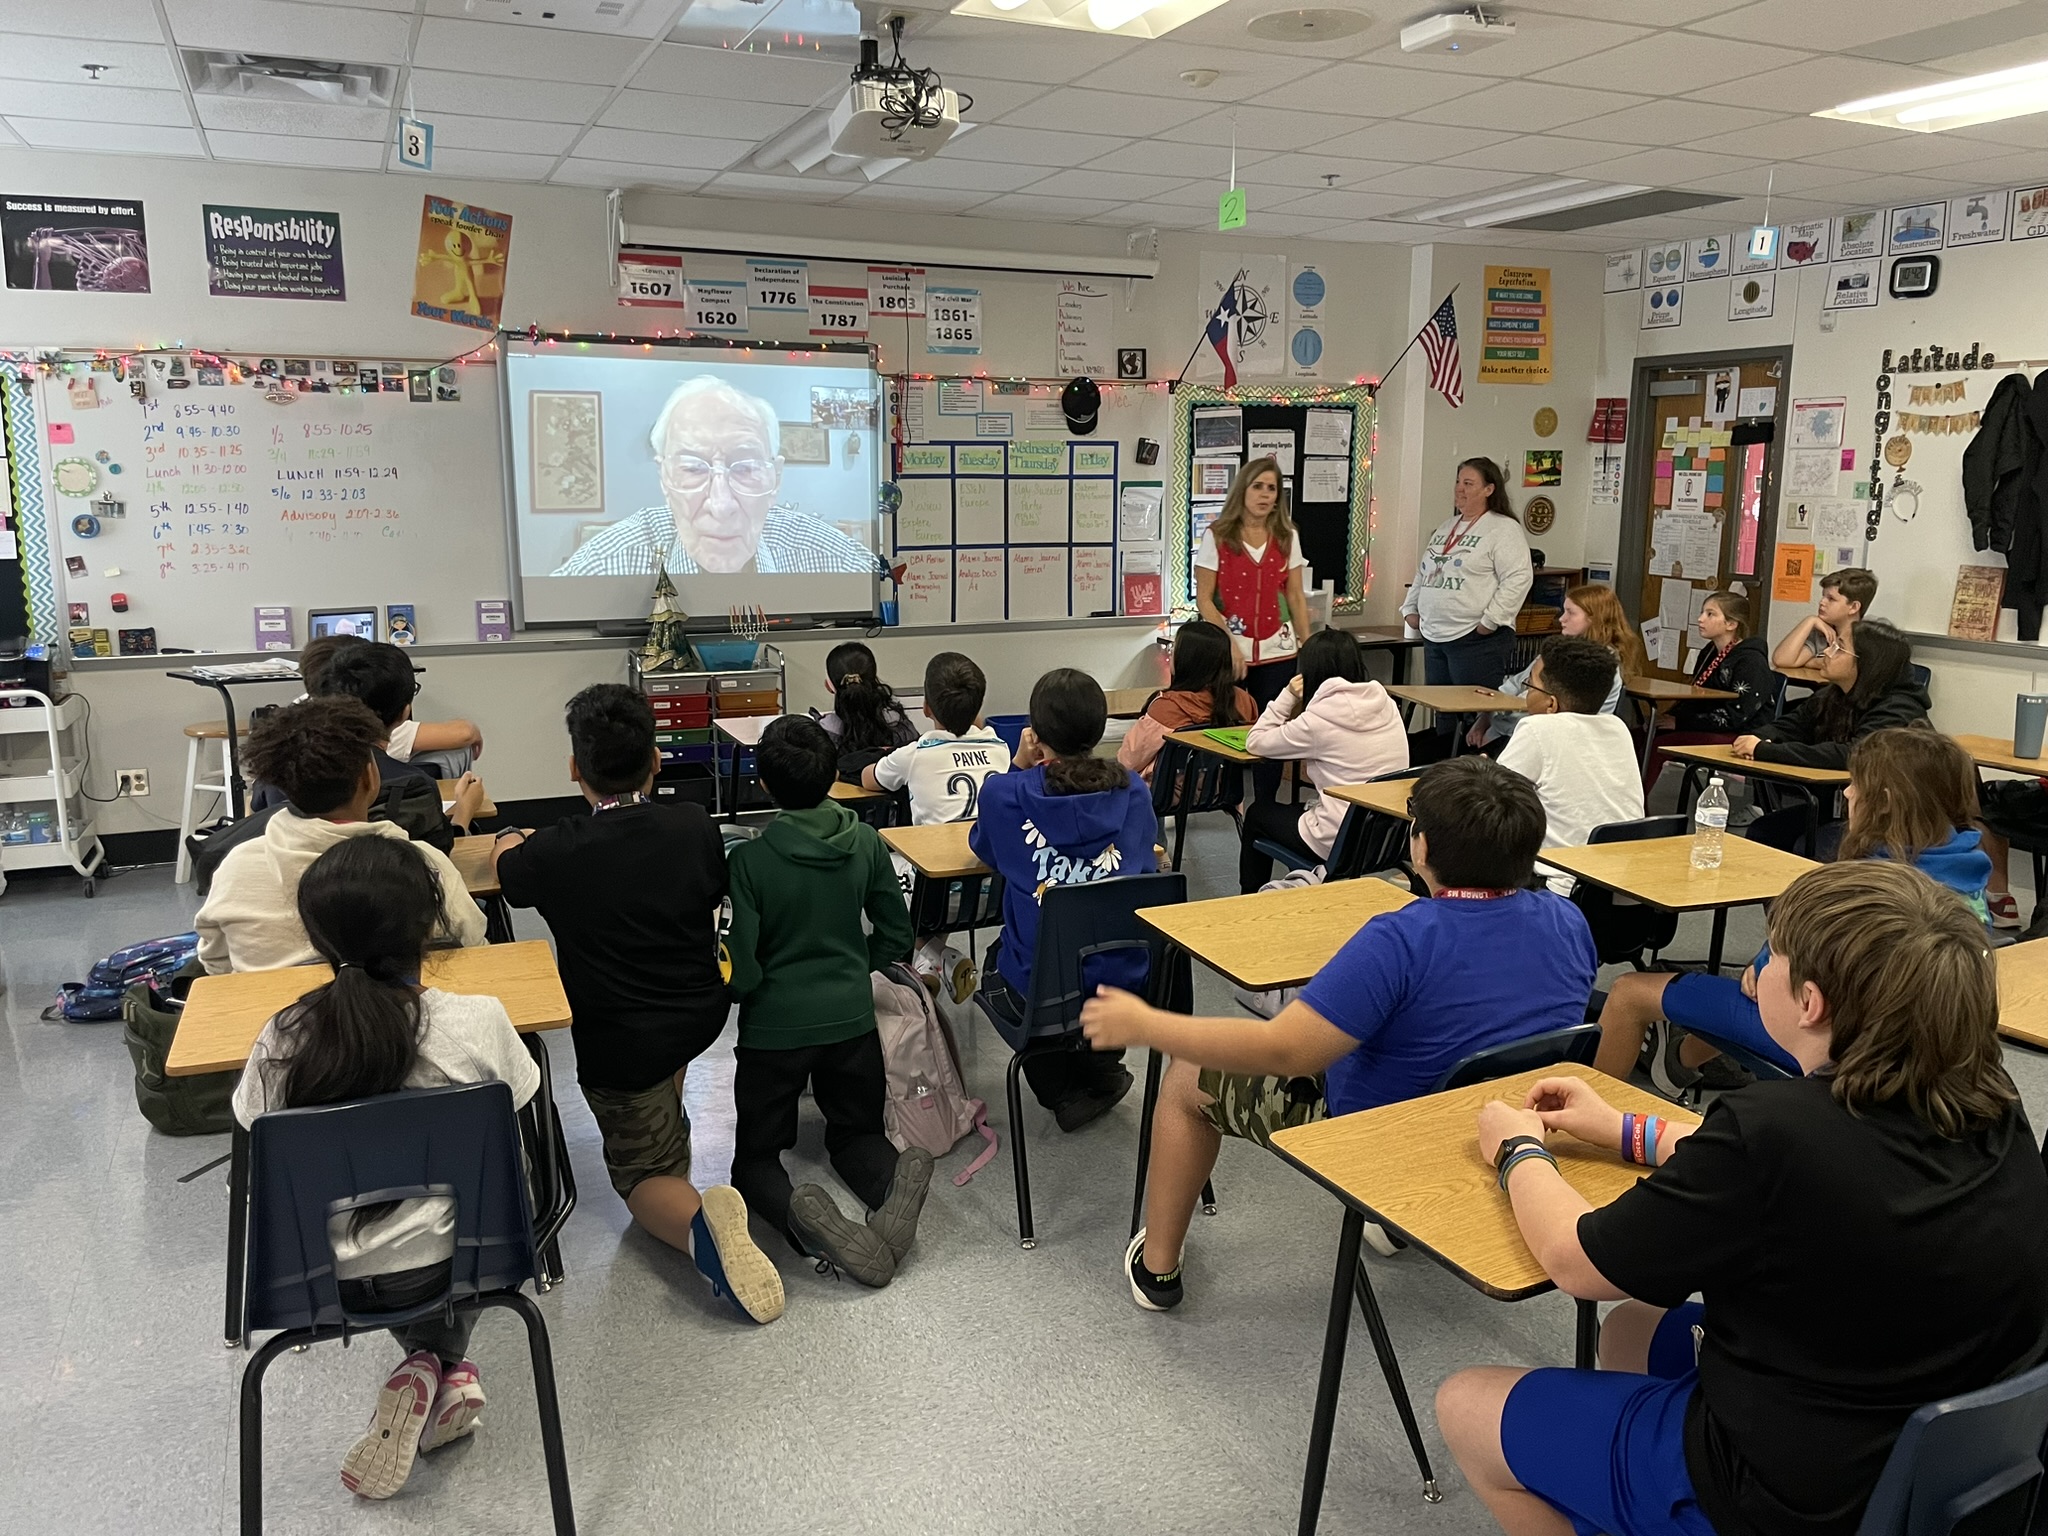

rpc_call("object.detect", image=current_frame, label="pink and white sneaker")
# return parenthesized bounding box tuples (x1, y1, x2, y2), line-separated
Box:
(340, 1351, 440, 1499)
(419, 1360, 486, 1452)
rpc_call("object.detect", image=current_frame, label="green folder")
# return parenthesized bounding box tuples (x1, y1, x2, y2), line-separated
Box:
(1202, 726, 1252, 753)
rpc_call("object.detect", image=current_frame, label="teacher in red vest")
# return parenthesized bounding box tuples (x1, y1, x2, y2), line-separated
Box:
(1195, 456, 1309, 801)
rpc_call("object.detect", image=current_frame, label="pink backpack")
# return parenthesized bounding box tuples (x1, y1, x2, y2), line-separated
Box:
(871, 963, 999, 1185)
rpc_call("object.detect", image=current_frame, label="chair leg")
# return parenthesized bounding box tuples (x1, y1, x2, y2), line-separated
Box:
(1006, 1052, 1035, 1249)
(486, 1292, 577, 1536)
(1172, 810, 1189, 871)
(1130, 1046, 1165, 1238)
(176, 732, 203, 884)
(239, 1329, 307, 1536)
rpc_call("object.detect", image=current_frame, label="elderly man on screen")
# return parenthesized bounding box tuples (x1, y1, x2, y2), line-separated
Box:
(552, 376, 877, 577)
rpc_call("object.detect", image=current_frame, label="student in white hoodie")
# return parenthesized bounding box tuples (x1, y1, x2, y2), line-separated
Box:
(1497, 637, 1645, 895)
(197, 697, 487, 973)
(1239, 628, 1409, 892)
(1400, 458, 1534, 746)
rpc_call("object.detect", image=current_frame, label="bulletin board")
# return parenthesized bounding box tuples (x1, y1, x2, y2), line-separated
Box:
(1168, 383, 1375, 615)
(890, 438, 1119, 622)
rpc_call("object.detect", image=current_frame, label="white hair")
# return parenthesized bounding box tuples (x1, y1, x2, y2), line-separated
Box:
(647, 375, 780, 459)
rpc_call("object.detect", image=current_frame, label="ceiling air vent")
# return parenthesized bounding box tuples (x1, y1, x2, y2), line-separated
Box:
(181, 51, 397, 108)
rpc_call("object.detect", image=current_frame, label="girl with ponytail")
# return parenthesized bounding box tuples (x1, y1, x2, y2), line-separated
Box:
(232, 835, 541, 1503)
(817, 640, 916, 782)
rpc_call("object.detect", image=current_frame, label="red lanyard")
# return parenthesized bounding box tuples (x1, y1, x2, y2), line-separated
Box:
(1436, 887, 1515, 900)
(1696, 642, 1734, 686)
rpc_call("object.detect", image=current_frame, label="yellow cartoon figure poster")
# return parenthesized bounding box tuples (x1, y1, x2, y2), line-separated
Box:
(411, 196, 511, 330)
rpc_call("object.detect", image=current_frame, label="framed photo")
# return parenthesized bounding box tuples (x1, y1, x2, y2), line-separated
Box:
(779, 420, 830, 465)
(529, 391, 604, 511)
(307, 607, 378, 640)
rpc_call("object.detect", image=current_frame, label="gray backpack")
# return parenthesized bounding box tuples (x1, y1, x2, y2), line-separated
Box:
(871, 962, 998, 1182)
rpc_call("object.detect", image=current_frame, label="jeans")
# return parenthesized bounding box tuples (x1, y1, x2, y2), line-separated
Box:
(1423, 627, 1517, 736)
(980, 976, 1130, 1110)
(1239, 797, 1314, 892)
(338, 1261, 476, 1366)
(731, 1031, 900, 1253)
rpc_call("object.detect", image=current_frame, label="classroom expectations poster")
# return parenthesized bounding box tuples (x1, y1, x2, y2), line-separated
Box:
(1478, 265, 1551, 386)
(203, 205, 345, 300)
(411, 196, 513, 331)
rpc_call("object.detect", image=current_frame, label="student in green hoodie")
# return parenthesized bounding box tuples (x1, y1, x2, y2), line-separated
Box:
(726, 715, 932, 1289)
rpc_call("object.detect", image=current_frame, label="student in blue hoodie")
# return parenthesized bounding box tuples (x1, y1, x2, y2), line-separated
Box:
(1593, 726, 1992, 1092)
(971, 668, 1158, 1132)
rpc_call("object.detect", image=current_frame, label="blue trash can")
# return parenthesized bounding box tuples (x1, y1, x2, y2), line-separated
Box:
(987, 713, 1029, 757)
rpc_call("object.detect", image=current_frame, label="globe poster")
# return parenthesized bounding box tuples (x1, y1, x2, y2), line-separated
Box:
(1478, 265, 1552, 386)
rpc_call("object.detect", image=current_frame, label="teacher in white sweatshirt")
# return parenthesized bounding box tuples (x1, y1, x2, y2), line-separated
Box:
(1400, 457, 1533, 742)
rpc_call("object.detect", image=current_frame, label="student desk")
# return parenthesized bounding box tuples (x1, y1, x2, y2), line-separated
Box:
(1272, 1064, 1699, 1531)
(1625, 676, 1738, 771)
(1539, 835, 1817, 974)
(1340, 623, 1425, 686)
(1662, 742, 1850, 855)
(449, 832, 517, 942)
(438, 778, 499, 822)
(167, 664, 305, 818)
(1128, 879, 1415, 1235)
(169, 941, 576, 1346)
(1105, 686, 1156, 720)
(881, 821, 1004, 961)
(1996, 939, 2048, 1051)
(829, 779, 889, 803)
(1952, 734, 2048, 777)
(1387, 684, 1526, 756)
(1326, 778, 1415, 821)
(1166, 726, 1260, 764)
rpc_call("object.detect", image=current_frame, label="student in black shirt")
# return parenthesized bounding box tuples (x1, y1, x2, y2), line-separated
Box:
(1439, 860, 2048, 1536)
(494, 684, 784, 1326)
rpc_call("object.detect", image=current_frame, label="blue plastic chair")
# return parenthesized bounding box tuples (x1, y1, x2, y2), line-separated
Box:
(974, 871, 1188, 1247)
(1433, 1022, 1602, 1092)
(238, 1082, 575, 1534)
(1150, 739, 1244, 871)
(1255, 766, 1423, 883)
(1570, 814, 1690, 967)
(1856, 1359, 2048, 1535)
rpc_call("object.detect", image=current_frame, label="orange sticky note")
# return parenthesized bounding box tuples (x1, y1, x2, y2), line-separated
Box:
(1705, 490, 1723, 508)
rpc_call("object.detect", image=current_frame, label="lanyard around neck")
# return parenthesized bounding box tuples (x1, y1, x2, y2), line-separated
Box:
(1435, 887, 1515, 900)
(591, 791, 647, 814)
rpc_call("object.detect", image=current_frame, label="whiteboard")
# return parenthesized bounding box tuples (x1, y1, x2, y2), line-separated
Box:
(34, 357, 506, 653)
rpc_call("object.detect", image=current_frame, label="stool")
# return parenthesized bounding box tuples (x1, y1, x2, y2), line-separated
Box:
(175, 721, 232, 884)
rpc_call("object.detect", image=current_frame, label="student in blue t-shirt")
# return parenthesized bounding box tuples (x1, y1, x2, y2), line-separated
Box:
(1082, 754, 1598, 1311)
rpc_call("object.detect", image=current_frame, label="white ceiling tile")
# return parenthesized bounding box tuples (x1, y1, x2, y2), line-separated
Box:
(1942, 150, 2048, 185)
(1068, 40, 1308, 102)
(1356, 14, 1654, 79)
(879, 157, 1049, 193)
(549, 158, 712, 191)
(1825, 173, 1982, 206)
(0, 81, 191, 127)
(1806, 135, 2014, 176)
(412, 147, 558, 180)
(2, 0, 163, 43)
(1683, 56, 1949, 113)
(997, 87, 1211, 137)
(1162, 6, 1401, 62)
(1316, 121, 1516, 162)
(1692, 115, 1904, 160)
(193, 98, 389, 140)
(6, 116, 203, 155)
(1014, 167, 1196, 202)
(1248, 187, 1413, 220)
(405, 70, 612, 124)
(1553, 100, 1784, 148)
(426, 113, 582, 156)
(413, 17, 647, 86)
(1241, 61, 1474, 119)
(970, 192, 1126, 220)
(1084, 139, 1252, 179)
(1949, 115, 2048, 150)
(1365, 165, 1539, 198)
(1178, 106, 1356, 152)
(1404, 81, 1649, 132)
(1248, 152, 1405, 190)
(1221, 211, 1347, 237)
(162, 0, 413, 63)
(0, 34, 183, 89)
(1536, 32, 1809, 91)
(696, 173, 855, 204)
(1500, 0, 1745, 20)
(1108, 177, 1235, 209)
(910, 20, 1137, 85)
(207, 129, 386, 169)
(574, 126, 754, 170)
(1685, 0, 2022, 52)
(629, 42, 847, 105)
(938, 77, 1053, 123)
(1673, 161, 1847, 196)
(1437, 136, 1636, 174)
(1095, 200, 1210, 230)
(940, 124, 1129, 167)
(599, 89, 809, 142)
(1568, 146, 1763, 185)
(836, 184, 995, 213)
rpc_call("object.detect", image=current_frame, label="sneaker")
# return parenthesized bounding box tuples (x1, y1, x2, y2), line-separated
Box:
(789, 1184, 896, 1287)
(912, 965, 942, 998)
(693, 1185, 785, 1324)
(1990, 893, 2023, 930)
(1054, 1065, 1135, 1133)
(1692, 1054, 1756, 1094)
(1361, 1221, 1400, 1258)
(1125, 1228, 1184, 1311)
(418, 1361, 485, 1453)
(940, 945, 977, 1005)
(1646, 1019, 1700, 1101)
(867, 1146, 934, 1264)
(340, 1351, 439, 1499)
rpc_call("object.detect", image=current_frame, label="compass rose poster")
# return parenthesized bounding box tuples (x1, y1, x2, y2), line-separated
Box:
(1478, 265, 1551, 385)
(1197, 253, 1286, 378)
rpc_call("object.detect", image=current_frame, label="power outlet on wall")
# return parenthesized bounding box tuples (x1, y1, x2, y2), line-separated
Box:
(116, 769, 150, 797)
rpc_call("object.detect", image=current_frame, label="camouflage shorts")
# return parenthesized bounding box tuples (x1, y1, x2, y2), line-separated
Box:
(1197, 1068, 1327, 1149)
(582, 1076, 693, 1199)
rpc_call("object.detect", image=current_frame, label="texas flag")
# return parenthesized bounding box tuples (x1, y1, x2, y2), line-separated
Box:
(1202, 281, 1240, 387)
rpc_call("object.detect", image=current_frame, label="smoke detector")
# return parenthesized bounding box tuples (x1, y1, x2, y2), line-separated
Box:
(1246, 8, 1372, 43)
(1180, 67, 1221, 87)
(1399, 10, 1515, 54)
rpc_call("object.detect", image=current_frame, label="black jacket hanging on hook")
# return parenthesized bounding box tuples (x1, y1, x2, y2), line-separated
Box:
(1963, 371, 2031, 555)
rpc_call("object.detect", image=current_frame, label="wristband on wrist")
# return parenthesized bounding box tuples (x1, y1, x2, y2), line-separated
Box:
(1493, 1133, 1546, 1172)
(1497, 1145, 1559, 1191)
(493, 828, 524, 842)
(1644, 1115, 1662, 1168)
(1621, 1112, 1636, 1164)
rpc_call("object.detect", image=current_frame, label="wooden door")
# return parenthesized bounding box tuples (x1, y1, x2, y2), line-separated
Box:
(1619, 350, 1789, 680)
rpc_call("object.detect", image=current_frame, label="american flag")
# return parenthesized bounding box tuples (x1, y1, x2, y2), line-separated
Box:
(1203, 281, 1241, 388)
(1416, 293, 1462, 407)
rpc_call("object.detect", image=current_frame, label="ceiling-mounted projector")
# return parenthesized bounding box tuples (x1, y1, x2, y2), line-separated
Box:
(1400, 11, 1517, 53)
(828, 77, 963, 160)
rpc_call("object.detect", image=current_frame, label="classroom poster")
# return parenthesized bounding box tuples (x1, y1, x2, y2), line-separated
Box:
(410, 196, 512, 330)
(1197, 253, 1285, 378)
(203, 205, 345, 301)
(2, 192, 150, 291)
(1478, 266, 1550, 384)
(1774, 543, 1815, 603)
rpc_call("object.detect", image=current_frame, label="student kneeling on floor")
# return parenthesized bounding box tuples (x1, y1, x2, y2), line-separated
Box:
(1440, 860, 2048, 1536)
(1082, 755, 1598, 1311)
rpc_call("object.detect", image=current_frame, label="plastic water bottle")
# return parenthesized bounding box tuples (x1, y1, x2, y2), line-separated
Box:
(1692, 776, 1729, 870)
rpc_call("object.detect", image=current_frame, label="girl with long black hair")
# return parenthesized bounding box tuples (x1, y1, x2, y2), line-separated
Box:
(232, 836, 540, 1503)
(1116, 620, 1256, 785)
(817, 640, 916, 782)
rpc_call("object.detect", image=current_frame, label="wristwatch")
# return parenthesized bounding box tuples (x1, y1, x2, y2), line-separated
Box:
(1493, 1133, 1546, 1172)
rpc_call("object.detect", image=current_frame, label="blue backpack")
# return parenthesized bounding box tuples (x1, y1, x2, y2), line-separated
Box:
(51, 932, 201, 1022)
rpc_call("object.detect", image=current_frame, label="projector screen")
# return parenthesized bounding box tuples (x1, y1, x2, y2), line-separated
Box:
(503, 336, 882, 627)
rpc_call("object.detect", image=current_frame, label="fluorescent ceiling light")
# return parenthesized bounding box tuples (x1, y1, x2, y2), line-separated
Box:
(1461, 182, 1647, 227)
(1817, 58, 2048, 132)
(949, 0, 1231, 40)
(1400, 178, 1649, 228)
(1404, 178, 1588, 223)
